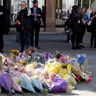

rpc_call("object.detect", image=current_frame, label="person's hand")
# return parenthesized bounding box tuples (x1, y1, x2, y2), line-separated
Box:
(32, 13, 34, 16)
(16, 20, 21, 25)
(82, 18, 85, 22)
(82, 18, 86, 23)
(37, 14, 41, 16)
(0, 12, 3, 15)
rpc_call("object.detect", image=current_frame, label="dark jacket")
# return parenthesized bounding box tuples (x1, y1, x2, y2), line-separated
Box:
(0, 5, 8, 34)
(30, 7, 42, 24)
(16, 8, 32, 32)
(90, 12, 96, 18)
(65, 11, 80, 32)
(90, 17, 96, 34)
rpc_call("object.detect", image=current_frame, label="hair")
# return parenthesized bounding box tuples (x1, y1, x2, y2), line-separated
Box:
(81, 7, 87, 12)
(72, 5, 78, 10)
(72, 5, 78, 13)
(21, 1, 26, 5)
(33, 0, 38, 4)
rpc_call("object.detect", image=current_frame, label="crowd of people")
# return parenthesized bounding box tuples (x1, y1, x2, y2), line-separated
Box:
(16, 0, 42, 52)
(0, 0, 96, 53)
(65, 5, 96, 49)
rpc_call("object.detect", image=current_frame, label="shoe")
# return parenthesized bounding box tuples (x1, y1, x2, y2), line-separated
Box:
(79, 45, 85, 48)
(72, 46, 76, 49)
(75, 46, 82, 49)
(36, 46, 41, 49)
(90, 45, 93, 48)
(0, 50, 3, 53)
(20, 49, 24, 53)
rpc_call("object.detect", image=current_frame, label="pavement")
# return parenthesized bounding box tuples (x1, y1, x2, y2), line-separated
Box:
(1, 30, 96, 96)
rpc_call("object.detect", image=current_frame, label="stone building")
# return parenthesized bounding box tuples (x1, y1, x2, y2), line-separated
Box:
(0, 0, 96, 32)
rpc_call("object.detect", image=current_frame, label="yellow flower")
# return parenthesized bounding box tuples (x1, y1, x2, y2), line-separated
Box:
(19, 60, 26, 65)
(59, 68, 67, 78)
(45, 61, 60, 74)
(17, 80, 20, 84)
(32, 75, 38, 79)
(67, 64, 72, 72)
(9, 50, 19, 55)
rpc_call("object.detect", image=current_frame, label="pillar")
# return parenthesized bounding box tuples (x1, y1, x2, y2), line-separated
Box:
(57, 0, 61, 19)
(46, 0, 56, 32)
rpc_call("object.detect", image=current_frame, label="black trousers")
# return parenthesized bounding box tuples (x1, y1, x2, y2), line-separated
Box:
(90, 32, 96, 47)
(19, 31, 30, 52)
(30, 21, 40, 47)
(0, 33, 4, 52)
(78, 25, 86, 44)
(71, 32, 79, 47)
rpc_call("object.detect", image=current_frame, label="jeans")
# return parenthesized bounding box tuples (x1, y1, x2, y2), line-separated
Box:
(19, 31, 30, 52)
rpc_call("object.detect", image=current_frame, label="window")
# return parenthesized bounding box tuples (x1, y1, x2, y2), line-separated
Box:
(56, 0, 76, 26)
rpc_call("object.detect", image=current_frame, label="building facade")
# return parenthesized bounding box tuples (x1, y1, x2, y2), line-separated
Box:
(0, 0, 96, 32)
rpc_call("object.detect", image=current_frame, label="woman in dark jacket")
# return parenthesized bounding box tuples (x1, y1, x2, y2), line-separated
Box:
(16, 1, 32, 52)
(68, 5, 81, 49)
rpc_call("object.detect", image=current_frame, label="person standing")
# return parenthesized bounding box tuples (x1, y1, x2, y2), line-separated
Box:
(90, 16, 96, 48)
(0, 5, 8, 53)
(68, 5, 81, 49)
(30, 0, 42, 49)
(16, 1, 32, 52)
(78, 7, 89, 48)
(89, 8, 96, 48)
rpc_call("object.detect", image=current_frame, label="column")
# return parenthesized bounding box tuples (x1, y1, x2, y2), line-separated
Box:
(46, 0, 56, 32)
(57, 0, 60, 19)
